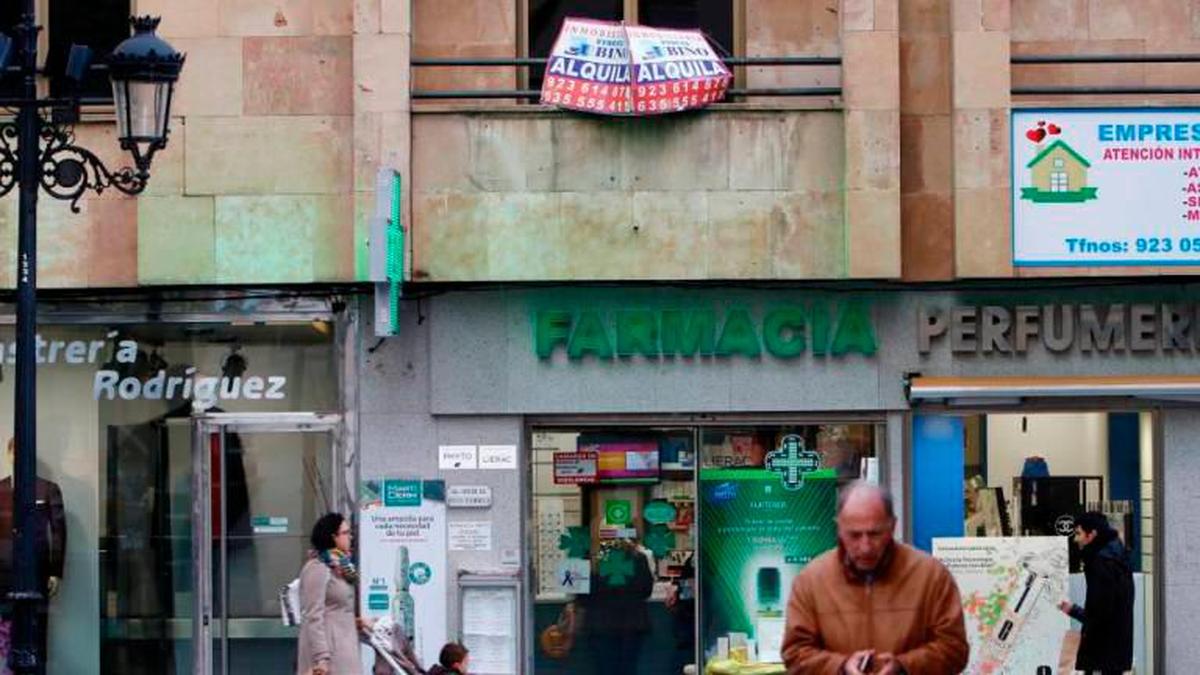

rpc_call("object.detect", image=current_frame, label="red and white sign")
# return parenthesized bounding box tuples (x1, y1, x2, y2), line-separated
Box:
(626, 24, 731, 115)
(553, 451, 599, 484)
(540, 18, 730, 116)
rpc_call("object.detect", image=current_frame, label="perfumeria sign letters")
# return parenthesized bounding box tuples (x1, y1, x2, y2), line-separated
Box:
(533, 300, 876, 361)
(919, 303, 1200, 354)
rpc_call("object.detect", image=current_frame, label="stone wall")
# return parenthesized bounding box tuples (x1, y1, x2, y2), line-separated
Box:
(0, 0, 406, 288)
(410, 111, 849, 280)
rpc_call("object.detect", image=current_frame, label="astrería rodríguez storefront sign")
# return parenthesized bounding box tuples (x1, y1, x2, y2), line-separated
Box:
(0, 332, 290, 404)
(1013, 109, 1200, 266)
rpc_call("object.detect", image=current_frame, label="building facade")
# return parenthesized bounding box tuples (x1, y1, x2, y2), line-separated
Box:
(3, 0, 1200, 673)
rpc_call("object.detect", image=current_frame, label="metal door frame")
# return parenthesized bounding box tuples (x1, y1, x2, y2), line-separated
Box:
(191, 412, 342, 675)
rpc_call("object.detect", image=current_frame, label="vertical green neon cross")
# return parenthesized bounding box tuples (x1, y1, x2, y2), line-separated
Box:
(765, 434, 821, 490)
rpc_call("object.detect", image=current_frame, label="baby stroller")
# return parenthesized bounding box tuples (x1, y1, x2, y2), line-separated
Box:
(366, 616, 426, 675)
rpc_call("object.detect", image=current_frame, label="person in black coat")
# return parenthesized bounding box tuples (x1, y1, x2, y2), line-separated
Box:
(1058, 511, 1135, 675)
(581, 540, 654, 675)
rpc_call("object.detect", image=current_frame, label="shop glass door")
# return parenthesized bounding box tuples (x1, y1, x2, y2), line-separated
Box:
(193, 413, 340, 675)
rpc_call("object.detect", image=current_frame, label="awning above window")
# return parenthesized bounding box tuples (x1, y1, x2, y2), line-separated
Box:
(907, 375, 1200, 403)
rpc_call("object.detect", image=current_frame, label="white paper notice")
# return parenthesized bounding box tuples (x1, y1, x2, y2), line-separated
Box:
(463, 589, 514, 636)
(439, 445, 477, 470)
(478, 444, 518, 470)
(449, 520, 492, 551)
(464, 634, 515, 674)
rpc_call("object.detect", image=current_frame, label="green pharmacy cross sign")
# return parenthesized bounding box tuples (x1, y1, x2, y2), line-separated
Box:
(765, 434, 821, 490)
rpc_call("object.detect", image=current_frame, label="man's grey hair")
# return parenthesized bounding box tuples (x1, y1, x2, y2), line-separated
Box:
(836, 480, 895, 519)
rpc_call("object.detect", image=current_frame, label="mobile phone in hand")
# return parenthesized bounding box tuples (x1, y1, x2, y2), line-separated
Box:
(858, 652, 874, 672)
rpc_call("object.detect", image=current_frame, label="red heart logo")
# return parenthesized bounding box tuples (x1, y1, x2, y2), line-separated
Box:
(1026, 128, 1047, 143)
(1047, 124, 1061, 135)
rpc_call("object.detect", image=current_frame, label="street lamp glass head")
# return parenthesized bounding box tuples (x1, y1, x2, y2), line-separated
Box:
(0, 34, 12, 74)
(108, 16, 185, 174)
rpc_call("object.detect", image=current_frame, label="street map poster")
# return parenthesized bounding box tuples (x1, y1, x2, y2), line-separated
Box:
(1013, 109, 1200, 266)
(540, 18, 730, 115)
(359, 479, 448, 665)
(933, 536, 1070, 675)
(699, 465, 837, 666)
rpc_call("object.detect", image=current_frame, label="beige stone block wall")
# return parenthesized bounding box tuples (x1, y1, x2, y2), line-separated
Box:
(410, 111, 849, 282)
(412, 0, 516, 98)
(842, 0, 902, 278)
(355, 0, 411, 279)
(899, 0, 954, 281)
(744, 0, 842, 92)
(951, 0, 1012, 277)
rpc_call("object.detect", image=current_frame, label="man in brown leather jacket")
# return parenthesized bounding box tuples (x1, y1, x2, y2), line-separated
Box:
(782, 482, 968, 675)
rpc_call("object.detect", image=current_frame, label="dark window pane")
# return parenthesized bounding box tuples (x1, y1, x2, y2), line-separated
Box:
(529, 0, 624, 90)
(48, 0, 131, 101)
(0, 4, 22, 97)
(638, 0, 733, 57)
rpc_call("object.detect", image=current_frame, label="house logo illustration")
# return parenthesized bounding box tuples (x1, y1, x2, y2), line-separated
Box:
(1020, 121, 1098, 204)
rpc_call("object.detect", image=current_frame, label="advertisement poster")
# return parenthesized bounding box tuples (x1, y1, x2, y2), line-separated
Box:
(359, 479, 448, 665)
(699, 468, 837, 666)
(1013, 109, 1200, 265)
(540, 18, 730, 116)
(933, 537, 1070, 674)
(552, 451, 598, 484)
(578, 435, 659, 483)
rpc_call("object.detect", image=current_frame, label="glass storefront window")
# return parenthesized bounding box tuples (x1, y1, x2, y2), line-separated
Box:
(912, 411, 1158, 675)
(530, 421, 880, 675)
(0, 320, 340, 674)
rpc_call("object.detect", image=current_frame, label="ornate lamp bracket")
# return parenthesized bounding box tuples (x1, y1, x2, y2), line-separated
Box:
(0, 118, 148, 213)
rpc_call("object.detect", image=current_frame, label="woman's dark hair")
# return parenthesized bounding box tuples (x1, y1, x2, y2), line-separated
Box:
(439, 642, 469, 667)
(1074, 511, 1110, 535)
(310, 512, 346, 551)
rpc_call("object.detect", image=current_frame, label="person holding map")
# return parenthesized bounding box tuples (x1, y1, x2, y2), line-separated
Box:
(1057, 511, 1134, 675)
(781, 482, 968, 675)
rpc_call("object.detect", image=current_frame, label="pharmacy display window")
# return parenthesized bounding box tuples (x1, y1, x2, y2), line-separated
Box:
(529, 420, 882, 675)
(911, 410, 1159, 675)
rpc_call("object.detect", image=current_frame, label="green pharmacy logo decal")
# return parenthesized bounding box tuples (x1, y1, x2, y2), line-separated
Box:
(644, 524, 675, 559)
(598, 548, 635, 586)
(605, 499, 632, 526)
(1020, 122, 1098, 204)
(558, 526, 591, 559)
(765, 434, 821, 490)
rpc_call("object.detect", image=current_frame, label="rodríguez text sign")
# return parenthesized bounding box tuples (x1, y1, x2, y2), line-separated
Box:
(1013, 109, 1200, 266)
(540, 18, 730, 116)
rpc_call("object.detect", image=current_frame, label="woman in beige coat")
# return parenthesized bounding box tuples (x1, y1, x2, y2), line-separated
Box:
(297, 512, 363, 675)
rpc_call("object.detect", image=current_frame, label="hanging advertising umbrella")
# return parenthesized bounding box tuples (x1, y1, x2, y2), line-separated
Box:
(540, 18, 731, 116)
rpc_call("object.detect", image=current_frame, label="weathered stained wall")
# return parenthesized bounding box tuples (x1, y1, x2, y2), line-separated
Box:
(0, 0, 408, 289)
(411, 111, 849, 280)
(409, 0, 907, 282)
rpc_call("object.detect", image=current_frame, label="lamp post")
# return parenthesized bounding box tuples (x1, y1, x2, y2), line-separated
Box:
(0, 6, 183, 674)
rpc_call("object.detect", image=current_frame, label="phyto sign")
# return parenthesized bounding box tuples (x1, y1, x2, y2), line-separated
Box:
(533, 300, 876, 361)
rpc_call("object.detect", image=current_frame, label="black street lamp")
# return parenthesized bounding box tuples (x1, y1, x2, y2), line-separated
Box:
(0, 6, 183, 674)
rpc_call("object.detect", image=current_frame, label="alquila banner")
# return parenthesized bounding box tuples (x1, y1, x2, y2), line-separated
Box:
(1013, 109, 1200, 266)
(540, 18, 731, 115)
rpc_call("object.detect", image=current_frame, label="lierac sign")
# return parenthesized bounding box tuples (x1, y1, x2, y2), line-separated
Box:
(532, 300, 877, 361)
(919, 303, 1200, 354)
